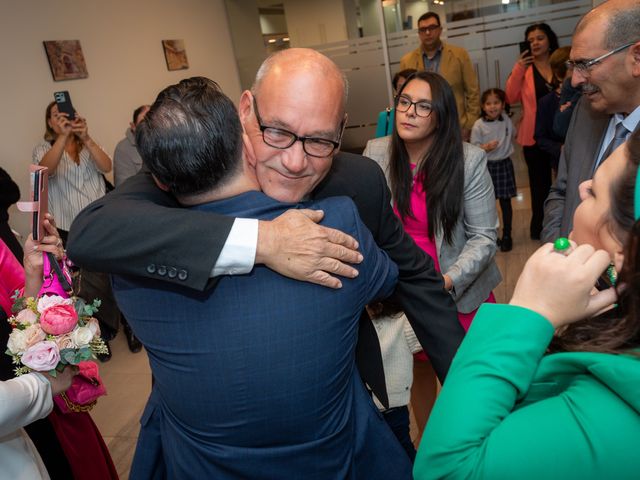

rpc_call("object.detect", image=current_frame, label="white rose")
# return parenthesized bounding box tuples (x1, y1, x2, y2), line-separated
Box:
(37, 295, 73, 313)
(70, 326, 94, 347)
(86, 318, 101, 338)
(15, 309, 38, 326)
(7, 329, 28, 354)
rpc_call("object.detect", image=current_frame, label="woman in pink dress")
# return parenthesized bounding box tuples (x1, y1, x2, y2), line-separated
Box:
(363, 71, 501, 443)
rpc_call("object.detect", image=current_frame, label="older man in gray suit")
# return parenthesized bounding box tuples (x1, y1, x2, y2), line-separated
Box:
(541, 0, 640, 242)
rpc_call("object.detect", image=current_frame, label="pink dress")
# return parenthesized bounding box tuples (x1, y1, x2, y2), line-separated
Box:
(394, 168, 495, 360)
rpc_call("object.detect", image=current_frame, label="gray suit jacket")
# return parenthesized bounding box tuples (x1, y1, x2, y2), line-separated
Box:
(541, 98, 610, 242)
(363, 136, 501, 313)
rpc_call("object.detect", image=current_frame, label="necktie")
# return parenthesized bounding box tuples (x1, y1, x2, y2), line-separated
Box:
(598, 122, 629, 170)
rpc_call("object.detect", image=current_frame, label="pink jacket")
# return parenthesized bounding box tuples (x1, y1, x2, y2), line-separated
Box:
(0, 240, 24, 317)
(505, 62, 537, 147)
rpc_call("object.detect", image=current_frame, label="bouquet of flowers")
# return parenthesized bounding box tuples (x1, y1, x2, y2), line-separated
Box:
(5, 292, 109, 377)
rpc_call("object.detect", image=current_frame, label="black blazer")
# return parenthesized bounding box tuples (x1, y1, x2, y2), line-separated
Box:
(67, 152, 462, 404)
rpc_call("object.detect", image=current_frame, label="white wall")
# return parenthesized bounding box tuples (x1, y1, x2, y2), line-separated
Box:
(226, 0, 266, 90)
(0, 0, 241, 238)
(283, 0, 349, 46)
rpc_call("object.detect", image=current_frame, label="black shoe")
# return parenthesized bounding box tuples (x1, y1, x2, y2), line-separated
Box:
(124, 324, 142, 353)
(500, 236, 513, 252)
(97, 340, 112, 362)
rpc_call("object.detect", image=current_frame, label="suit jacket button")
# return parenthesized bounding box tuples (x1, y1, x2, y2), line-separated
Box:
(157, 265, 167, 276)
(178, 269, 188, 281)
(146, 264, 156, 274)
(168, 267, 177, 279)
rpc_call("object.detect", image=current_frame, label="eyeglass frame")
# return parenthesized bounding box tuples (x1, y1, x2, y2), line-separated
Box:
(565, 42, 636, 74)
(252, 96, 345, 158)
(394, 95, 434, 118)
(418, 25, 441, 34)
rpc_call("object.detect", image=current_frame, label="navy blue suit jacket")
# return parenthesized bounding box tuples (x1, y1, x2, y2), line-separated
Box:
(113, 191, 410, 479)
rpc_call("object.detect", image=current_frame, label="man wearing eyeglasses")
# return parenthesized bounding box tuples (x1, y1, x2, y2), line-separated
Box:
(399, 12, 480, 140)
(67, 48, 460, 423)
(542, 0, 640, 242)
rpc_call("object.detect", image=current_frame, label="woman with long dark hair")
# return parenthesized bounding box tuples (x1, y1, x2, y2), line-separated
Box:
(506, 22, 559, 240)
(363, 71, 501, 441)
(415, 132, 640, 478)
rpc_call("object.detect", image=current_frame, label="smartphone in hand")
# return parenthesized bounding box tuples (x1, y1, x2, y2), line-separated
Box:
(30, 166, 49, 241)
(519, 41, 531, 55)
(54, 91, 76, 121)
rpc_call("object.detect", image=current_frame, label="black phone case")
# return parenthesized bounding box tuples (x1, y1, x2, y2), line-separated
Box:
(54, 91, 76, 121)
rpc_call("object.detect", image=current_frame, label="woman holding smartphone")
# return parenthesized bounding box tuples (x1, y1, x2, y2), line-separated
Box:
(506, 23, 559, 240)
(33, 101, 111, 244)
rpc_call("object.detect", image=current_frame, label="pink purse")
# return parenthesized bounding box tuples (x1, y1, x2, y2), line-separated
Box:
(39, 252, 73, 298)
(54, 361, 107, 413)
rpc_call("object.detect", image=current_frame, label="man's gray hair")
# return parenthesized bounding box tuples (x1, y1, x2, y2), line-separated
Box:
(251, 49, 349, 105)
(603, 4, 640, 49)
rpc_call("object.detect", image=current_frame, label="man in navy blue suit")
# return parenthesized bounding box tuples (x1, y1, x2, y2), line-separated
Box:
(113, 74, 411, 478)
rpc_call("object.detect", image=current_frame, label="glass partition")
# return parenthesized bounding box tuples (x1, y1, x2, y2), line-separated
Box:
(224, 0, 590, 150)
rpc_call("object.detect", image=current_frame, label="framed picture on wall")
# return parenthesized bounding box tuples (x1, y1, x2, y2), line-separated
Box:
(43, 40, 89, 81)
(162, 39, 189, 71)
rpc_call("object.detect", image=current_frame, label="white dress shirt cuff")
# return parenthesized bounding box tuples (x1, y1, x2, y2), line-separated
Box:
(211, 218, 259, 277)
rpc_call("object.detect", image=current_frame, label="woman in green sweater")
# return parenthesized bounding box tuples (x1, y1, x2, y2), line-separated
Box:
(414, 130, 640, 479)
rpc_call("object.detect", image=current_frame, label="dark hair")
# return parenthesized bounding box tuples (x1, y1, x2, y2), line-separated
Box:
(389, 71, 464, 245)
(480, 88, 509, 120)
(550, 129, 640, 354)
(132, 105, 149, 125)
(418, 12, 441, 26)
(136, 76, 242, 197)
(392, 69, 417, 92)
(524, 23, 559, 55)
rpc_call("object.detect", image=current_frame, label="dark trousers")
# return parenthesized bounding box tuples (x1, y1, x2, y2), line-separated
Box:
(382, 406, 416, 462)
(523, 145, 552, 239)
(499, 198, 513, 236)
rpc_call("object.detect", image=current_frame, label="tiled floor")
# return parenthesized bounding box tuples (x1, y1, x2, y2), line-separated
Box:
(92, 146, 541, 478)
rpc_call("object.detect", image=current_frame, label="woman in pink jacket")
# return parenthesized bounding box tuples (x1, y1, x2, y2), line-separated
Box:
(506, 23, 559, 240)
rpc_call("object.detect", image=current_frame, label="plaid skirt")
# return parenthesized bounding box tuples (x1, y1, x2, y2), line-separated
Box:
(487, 158, 517, 199)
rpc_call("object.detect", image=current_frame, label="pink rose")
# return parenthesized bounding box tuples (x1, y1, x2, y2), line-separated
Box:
(23, 325, 46, 349)
(40, 304, 78, 335)
(21, 341, 60, 371)
(15, 309, 38, 326)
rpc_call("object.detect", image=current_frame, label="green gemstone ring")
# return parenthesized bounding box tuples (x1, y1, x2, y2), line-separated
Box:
(553, 237, 571, 253)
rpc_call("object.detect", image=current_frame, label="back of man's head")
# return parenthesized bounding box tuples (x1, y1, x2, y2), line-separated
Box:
(137, 77, 242, 197)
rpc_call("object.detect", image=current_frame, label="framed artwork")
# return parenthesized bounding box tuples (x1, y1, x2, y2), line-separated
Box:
(162, 39, 189, 71)
(43, 40, 89, 81)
